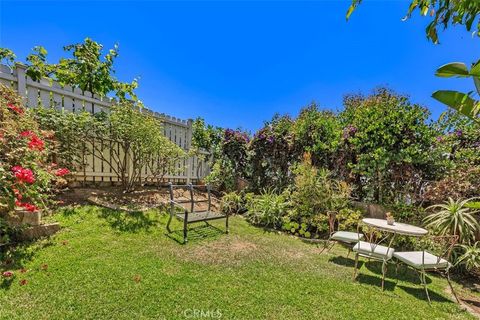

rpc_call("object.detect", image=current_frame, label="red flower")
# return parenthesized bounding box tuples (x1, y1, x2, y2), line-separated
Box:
(7, 103, 24, 114)
(55, 168, 70, 177)
(27, 134, 45, 151)
(15, 200, 38, 212)
(19, 279, 28, 286)
(20, 131, 34, 137)
(22, 203, 38, 212)
(13, 188, 22, 200)
(2, 271, 13, 278)
(11, 166, 35, 184)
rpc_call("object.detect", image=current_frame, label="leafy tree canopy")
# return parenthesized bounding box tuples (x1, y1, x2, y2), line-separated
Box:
(347, 0, 480, 44)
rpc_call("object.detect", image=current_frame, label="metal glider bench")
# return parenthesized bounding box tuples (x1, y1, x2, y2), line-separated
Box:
(166, 183, 229, 243)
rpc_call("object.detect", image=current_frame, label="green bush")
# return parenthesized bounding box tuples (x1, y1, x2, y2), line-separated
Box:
(221, 191, 255, 215)
(457, 242, 480, 272)
(339, 88, 441, 204)
(249, 115, 297, 192)
(292, 103, 342, 169)
(34, 104, 186, 192)
(245, 189, 290, 229)
(289, 155, 351, 218)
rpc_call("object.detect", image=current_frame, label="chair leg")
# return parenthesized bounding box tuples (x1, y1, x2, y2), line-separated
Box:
(166, 213, 173, 233)
(446, 271, 460, 303)
(353, 253, 359, 280)
(419, 270, 431, 303)
(346, 247, 351, 259)
(326, 241, 335, 253)
(394, 262, 401, 285)
(381, 261, 388, 291)
(319, 239, 332, 254)
(183, 219, 188, 244)
(225, 215, 229, 234)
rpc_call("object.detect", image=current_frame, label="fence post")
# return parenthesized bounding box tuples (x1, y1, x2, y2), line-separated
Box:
(15, 63, 27, 102)
(186, 119, 193, 184)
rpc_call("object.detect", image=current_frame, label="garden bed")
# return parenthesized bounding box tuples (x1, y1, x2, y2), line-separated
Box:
(57, 186, 221, 212)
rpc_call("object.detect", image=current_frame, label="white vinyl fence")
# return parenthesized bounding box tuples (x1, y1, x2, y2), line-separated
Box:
(0, 63, 210, 185)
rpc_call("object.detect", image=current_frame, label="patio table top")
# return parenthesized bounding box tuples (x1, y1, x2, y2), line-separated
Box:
(362, 218, 428, 237)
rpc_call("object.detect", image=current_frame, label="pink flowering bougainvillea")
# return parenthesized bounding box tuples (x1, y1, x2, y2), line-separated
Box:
(55, 168, 70, 177)
(0, 84, 65, 218)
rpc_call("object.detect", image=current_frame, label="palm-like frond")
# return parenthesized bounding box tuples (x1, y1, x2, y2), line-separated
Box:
(425, 197, 480, 244)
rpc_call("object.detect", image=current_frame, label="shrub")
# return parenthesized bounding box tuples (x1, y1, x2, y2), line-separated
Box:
(339, 88, 441, 204)
(292, 103, 342, 169)
(424, 197, 480, 244)
(279, 154, 353, 238)
(457, 242, 480, 272)
(205, 159, 236, 192)
(336, 208, 363, 232)
(289, 154, 351, 218)
(200, 127, 250, 192)
(220, 190, 254, 215)
(221, 191, 243, 215)
(281, 208, 362, 239)
(249, 115, 297, 192)
(0, 85, 62, 215)
(245, 189, 290, 229)
(34, 104, 185, 192)
(386, 202, 426, 226)
(33, 107, 93, 168)
(423, 167, 480, 204)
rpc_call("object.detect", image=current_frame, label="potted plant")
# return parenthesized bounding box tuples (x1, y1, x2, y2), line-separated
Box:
(386, 212, 395, 225)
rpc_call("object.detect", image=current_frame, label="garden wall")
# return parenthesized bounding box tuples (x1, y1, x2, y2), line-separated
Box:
(0, 63, 209, 184)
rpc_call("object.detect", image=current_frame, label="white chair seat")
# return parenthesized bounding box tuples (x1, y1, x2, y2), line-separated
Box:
(393, 251, 450, 270)
(353, 241, 395, 260)
(331, 231, 363, 244)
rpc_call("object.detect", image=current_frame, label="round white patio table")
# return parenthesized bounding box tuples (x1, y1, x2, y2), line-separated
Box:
(356, 218, 428, 291)
(362, 218, 428, 237)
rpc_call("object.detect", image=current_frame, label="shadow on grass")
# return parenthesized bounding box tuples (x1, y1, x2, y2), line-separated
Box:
(57, 206, 81, 216)
(96, 207, 161, 233)
(0, 240, 54, 290)
(166, 223, 225, 244)
(398, 285, 453, 303)
(329, 256, 364, 269)
(364, 261, 432, 285)
(355, 272, 397, 291)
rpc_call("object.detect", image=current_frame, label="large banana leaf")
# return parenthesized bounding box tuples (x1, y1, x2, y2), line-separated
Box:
(435, 62, 469, 77)
(432, 90, 480, 123)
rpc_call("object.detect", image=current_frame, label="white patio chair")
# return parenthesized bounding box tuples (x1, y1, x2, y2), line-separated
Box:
(353, 222, 396, 291)
(393, 235, 459, 303)
(320, 211, 364, 257)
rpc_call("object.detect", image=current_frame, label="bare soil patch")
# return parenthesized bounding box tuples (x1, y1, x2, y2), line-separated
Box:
(56, 186, 221, 212)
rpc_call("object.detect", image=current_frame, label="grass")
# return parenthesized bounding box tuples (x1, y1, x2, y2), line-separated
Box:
(0, 206, 475, 320)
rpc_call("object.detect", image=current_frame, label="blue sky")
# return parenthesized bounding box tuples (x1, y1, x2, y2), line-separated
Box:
(0, 1, 478, 132)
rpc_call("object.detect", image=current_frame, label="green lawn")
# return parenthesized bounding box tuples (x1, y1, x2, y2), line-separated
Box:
(0, 206, 474, 320)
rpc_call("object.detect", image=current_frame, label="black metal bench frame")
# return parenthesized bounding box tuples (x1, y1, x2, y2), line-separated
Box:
(166, 183, 229, 243)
